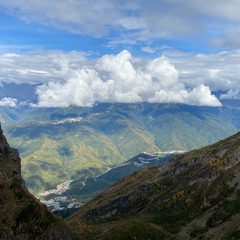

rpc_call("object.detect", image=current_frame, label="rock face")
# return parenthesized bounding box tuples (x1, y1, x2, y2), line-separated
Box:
(0, 125, 79, 240)
(0, 125, 21, 180)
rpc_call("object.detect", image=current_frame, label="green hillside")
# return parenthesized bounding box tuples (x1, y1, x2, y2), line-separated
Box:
(8, 123, 127, 194)
(1, 103, 240, 194)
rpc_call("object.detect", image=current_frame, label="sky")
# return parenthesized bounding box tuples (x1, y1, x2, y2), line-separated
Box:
(1, 0, 240, 108)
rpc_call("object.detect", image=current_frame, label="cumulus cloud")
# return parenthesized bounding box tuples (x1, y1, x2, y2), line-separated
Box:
(2, 2, 240, 108)
(0, 97, 18, 107)
(2, 49, 240, 107)
(27, 50, 222, 107)
(148, 84, 221, 107)
(34, 70, 97, 107)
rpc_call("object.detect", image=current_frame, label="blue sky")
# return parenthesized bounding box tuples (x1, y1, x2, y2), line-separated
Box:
(1, 0, 236, 56)
(1, 10, 204, 57)
(0, 0, 240, 108)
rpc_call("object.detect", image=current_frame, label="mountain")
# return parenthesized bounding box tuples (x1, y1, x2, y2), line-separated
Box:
(0, 125, 79, 239)
(43, 152, 176, 216)
(1, 103, 240, 194)
(2, 103, 240, 239)
(69, 131, 240, 240)
(65, 152, 175, 203)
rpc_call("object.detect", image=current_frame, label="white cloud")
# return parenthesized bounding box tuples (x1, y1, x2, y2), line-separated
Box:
(1, 0, 240, 46)
(141, 46, 156, 54)
(27, 50, 222, 107)
(171, 50, 240, 95)
(187, 84, 221, 106)
(148, 84, 221, 107)
(0, 97, 18, 107)
(2, 2, 240, 108)
(220, 89, 240, 100)
(3, 49, 240, 107)
(0, 50, 88, 85)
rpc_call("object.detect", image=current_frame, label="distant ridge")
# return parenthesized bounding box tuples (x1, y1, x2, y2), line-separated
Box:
(2, 103, 240, 194)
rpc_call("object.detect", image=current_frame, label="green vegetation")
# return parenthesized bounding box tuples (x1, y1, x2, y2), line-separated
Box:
(3, 103, 239, 195)
(60, 153, 173, 205)
(0, 126, 78, 239)
(68, 130, 240, 239)
(2, 109, 240, 239)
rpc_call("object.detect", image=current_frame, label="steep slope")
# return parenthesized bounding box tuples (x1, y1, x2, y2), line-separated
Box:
(69, 131, 240, 240)
(2, 103, 240, 194)
(66, 152, 174, 201)
(0, 125, 79, 239)
(46, 153, 175, 215)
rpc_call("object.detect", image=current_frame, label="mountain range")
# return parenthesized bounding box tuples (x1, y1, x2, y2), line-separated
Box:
(1, 102, 240, 196)
(2, 114, 240, 239)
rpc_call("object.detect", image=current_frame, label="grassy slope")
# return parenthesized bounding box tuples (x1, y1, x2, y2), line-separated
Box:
(68, 131, 240, 240)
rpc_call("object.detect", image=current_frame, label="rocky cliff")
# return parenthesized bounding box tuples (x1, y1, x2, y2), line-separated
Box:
(0, 125, 79, 240)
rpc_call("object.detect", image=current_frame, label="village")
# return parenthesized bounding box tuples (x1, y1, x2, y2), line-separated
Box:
(39, 180, 81, 212)
(41, 180, 73, 196)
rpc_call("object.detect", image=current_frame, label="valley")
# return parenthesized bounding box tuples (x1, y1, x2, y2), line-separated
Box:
(1, 105, 240, 239)
(1, 102, 240, 197)
(38, 152, 175, 214)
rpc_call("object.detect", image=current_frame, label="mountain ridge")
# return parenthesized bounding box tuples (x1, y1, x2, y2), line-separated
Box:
(2, 111, 240, 239)
(68, 131, 240, 239)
